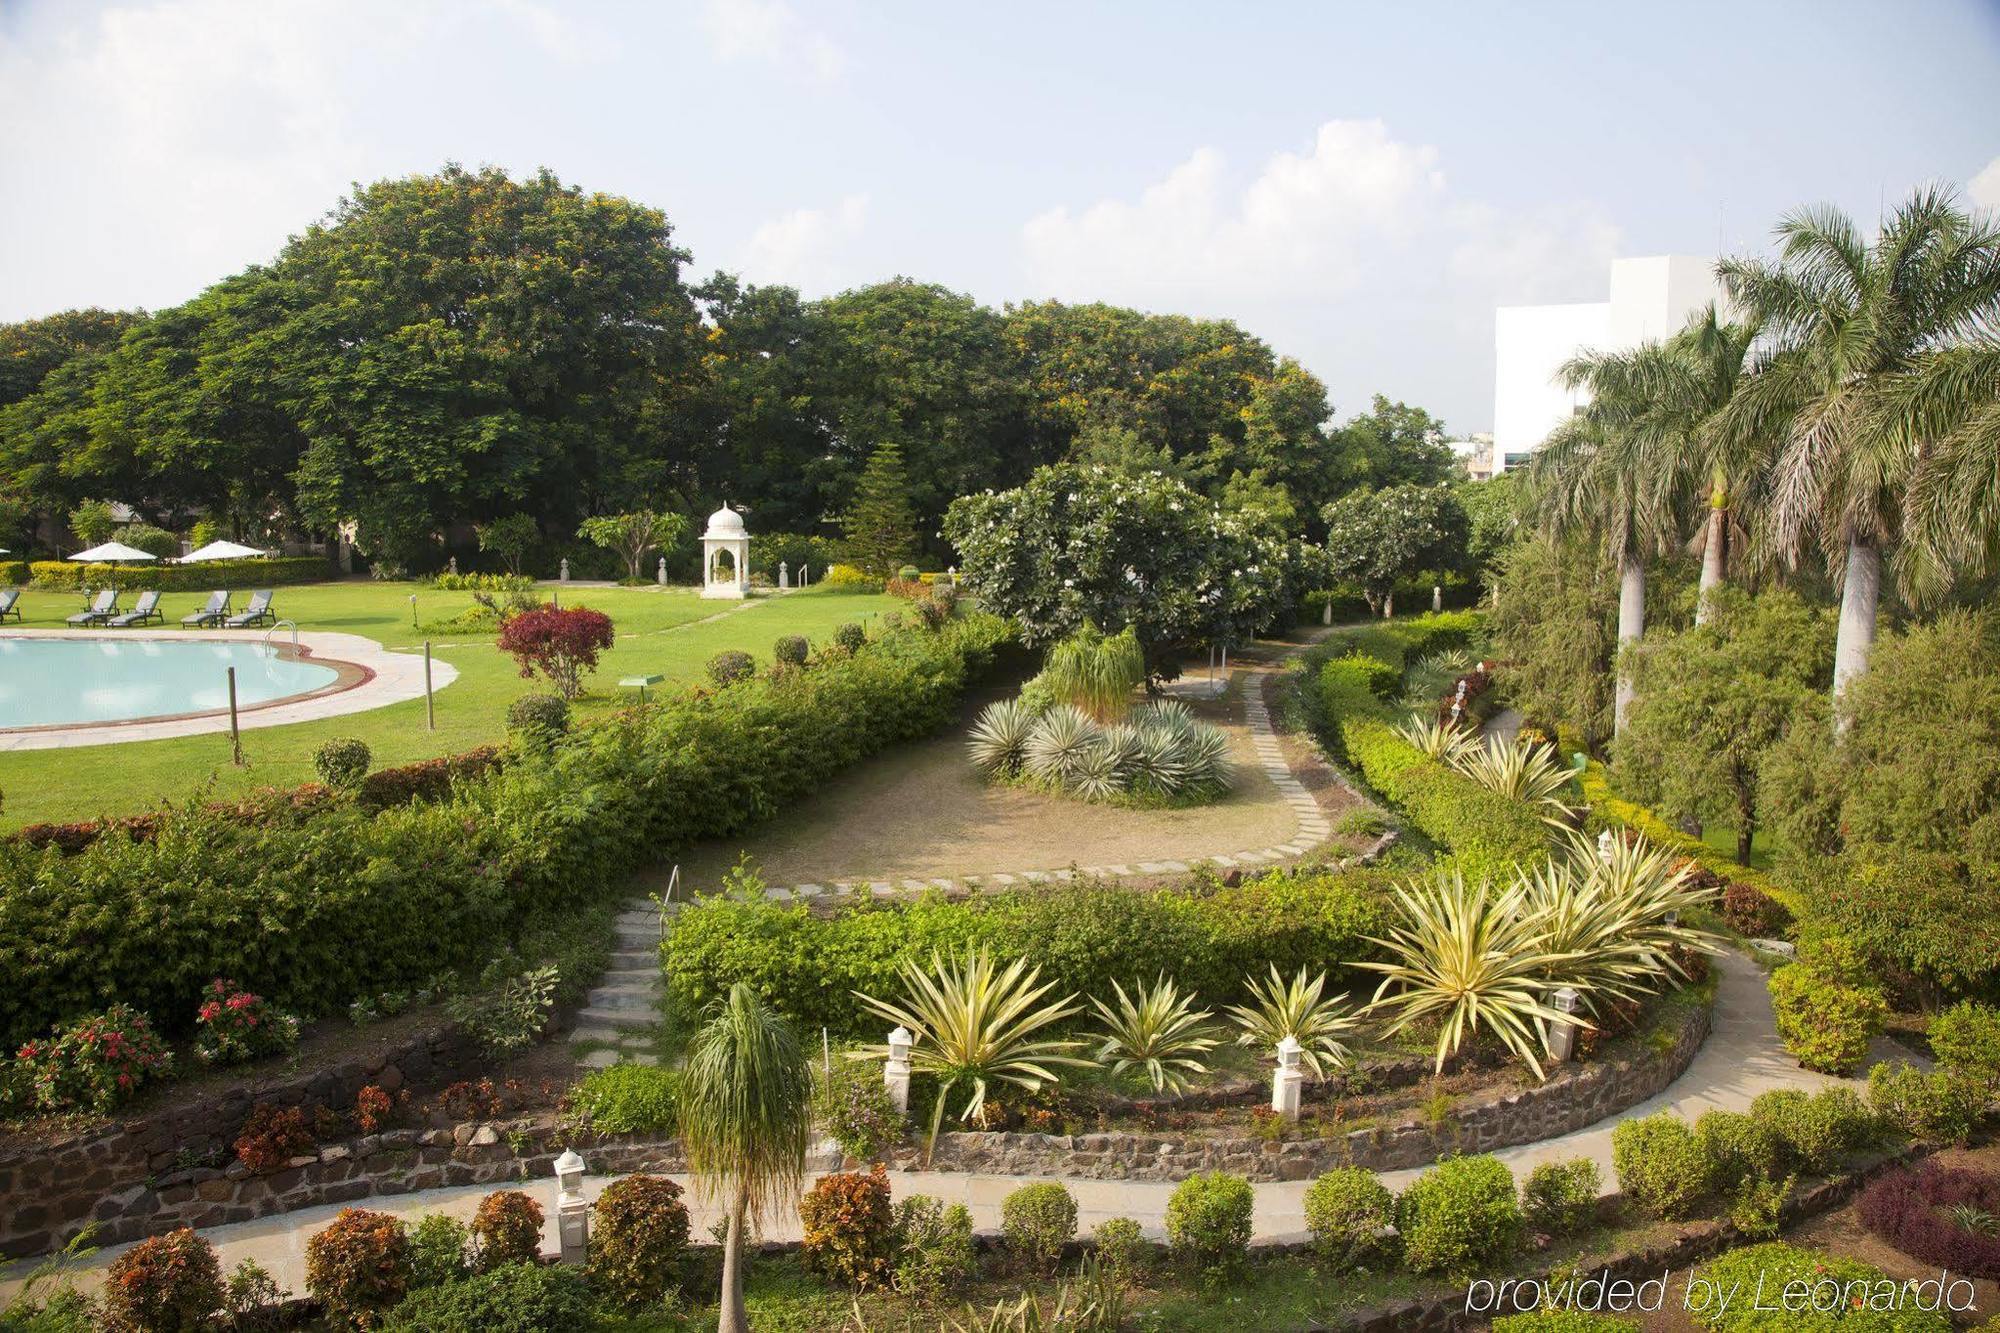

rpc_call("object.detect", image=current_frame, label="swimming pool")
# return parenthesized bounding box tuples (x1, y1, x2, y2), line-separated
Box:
(0, 637, 342, 729)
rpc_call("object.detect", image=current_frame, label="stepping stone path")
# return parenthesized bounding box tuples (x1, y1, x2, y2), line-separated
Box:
(570, 900, 672, 1069)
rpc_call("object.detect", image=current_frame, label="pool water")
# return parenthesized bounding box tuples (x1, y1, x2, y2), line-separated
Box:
(0, 637, 340, 729)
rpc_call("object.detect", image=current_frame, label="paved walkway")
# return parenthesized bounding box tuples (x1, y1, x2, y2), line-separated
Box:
(3, 951, 1862, 1305)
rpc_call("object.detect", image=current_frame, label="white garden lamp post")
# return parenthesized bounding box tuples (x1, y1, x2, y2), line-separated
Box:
(1272, 1036, 1304, 1121)
(1546, 987, 1582, 1065)
(700, 503, 751, 600)
(884, 1025, 913, 1114)
(553, 1148, 589, 1263)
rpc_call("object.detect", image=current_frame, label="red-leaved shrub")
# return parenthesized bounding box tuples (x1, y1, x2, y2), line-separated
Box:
(304, 1208, 411, 1327)
(471, 1189, 545, 1270)
(798, 1165, 896, 1289)
(1721, 882, 1792, 937)
(234, 1103, 318, 1174)
(1858, 1163, 2000, 1277)
(588, 1174, 691, 1309)
(103, 1227, 224, 1332)
(496, 605, 615, 700)
(355, 1085, 394, 1134)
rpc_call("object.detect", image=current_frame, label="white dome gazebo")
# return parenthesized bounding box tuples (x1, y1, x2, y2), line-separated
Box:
(699, 503, 751, 600)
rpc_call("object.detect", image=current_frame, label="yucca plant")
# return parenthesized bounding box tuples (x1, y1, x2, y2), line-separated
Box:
(1447, 737, 1578, 825)
(1393, 716, 1479, 764)
(1400, 649, 1474, 711)
(1069, 742, 1126, 802)
(1128, 719, 1190, 794)
(1515, 856, 1683, 1017)
(1223, 965, 1358, 1079)
(1024, 705, 1101, 786)
(968, 698, 1039, 776)
(1039, 622, 1146, 722)
(1098, 723, 1144, 778)
(1088, 974, 1219, 1094)
(1357, 869, 1584, 1080)
(855, 948, 1090, 1164)
(1176, 724, 1233, 794)
(1563, 828, 1723, 982)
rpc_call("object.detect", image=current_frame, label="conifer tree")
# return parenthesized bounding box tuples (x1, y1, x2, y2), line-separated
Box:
(841, 441, 918, 578)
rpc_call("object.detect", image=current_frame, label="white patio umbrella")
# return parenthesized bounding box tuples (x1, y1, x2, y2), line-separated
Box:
(68, 541, 157, 593)
(175, 540, 267, 563)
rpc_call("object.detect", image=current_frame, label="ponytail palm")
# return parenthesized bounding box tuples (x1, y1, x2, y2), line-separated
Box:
(856, 948, 1089, 1163)
(680, 984, 815, 1333)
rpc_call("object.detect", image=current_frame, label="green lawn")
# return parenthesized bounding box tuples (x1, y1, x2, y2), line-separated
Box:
(0, 581, 900, 828)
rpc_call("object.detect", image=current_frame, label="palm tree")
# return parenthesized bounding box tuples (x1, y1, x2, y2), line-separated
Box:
(1651, 307, 1762, 623)
(1528, 342, 1693, 734)
(1883, 332, 2000, 601)
(1715, 188, 2000, 707)
(679, 984, 815, 1333)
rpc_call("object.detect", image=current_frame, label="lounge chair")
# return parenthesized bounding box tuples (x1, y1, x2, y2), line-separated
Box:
(0, 588, 19, 622)
(222, 590, 274, 629)
(107, 590, 164, 628)
(67, 589, 118, 626)
(181, 590, 230, 628)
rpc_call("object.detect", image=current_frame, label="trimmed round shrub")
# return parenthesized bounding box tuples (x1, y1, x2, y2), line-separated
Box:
(1165, 1171, 1254, 1283)
(1769, 962, 1887, 1074)
(1750, 1086, 1878, 1174)
(706, 649, 755, 687)
(567, 1064, 678, 1135)
(305, 1208, 412, 1328)
(1092, 1216, 1148, 1285)
(1001, 1181, 1078, 1273)
(380, 1262, 593, 1332)
(799, 1166, 896, 1289)
(1396, 1153, 1522, 1276)
(1721, 882, 1791, 937)
(1520, 1157, 1600, 1238)
(1686, 1241, 1952, 1331)
(405, 1213, 470, 1290)
(773, 634, 809, 667)
(1611, 1113, 1711, 1220)
(913, 596, 951, 631)
(470, 1190, 543, 1271)
(892, 1194, 977, 1307)
(1868, 1060, 1986, 1145)
(898, 565, 921, 582)
(104, 1227, 224, 1333)
(1303, 1167, 1396, 1267)
(1493, 1315, 1639, 1332)
(1696, 1109, 1787, 1184)
(588, 1174, 690, 1310)
(833, 621, 866, 652)
(314, 738, 373, 790)
(505, 692, 570, 736)
(1930, 1000, 2000, 1091)
(1858, 1162, 2000, 1278)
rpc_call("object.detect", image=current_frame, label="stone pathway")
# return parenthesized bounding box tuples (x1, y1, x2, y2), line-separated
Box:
(569, 899, 669, 1070)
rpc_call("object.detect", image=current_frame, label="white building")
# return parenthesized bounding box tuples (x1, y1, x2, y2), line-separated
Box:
(1492, 256, 1724, 473)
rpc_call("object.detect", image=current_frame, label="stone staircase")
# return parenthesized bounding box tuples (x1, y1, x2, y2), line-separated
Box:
(570, 899, 670, 1069)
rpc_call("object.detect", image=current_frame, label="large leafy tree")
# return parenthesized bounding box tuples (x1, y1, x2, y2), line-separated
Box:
(1329, 396, 1457, 492)
(0, 308, 143, 408)
(1715, 188, 2000, 706)
(944, 463, 1293, 672)
(1319, 483, 1468, 615)
(1487, 535, 1618, 750)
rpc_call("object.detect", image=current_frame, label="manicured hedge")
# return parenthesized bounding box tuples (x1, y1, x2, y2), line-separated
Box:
(665, 868, 1391, 1037)
(1309, 614, 1550, 881)
(0, 614, 1012, 1047)
(26, 555, 336, 592)
(1301, 577, 1482, 626)
(1574, 763, 1803, 916)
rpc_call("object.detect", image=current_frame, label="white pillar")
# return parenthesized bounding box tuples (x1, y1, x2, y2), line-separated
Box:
(779, 561, 790, 590)
(1546, 988, 1582, 1065)
(1322, 599, 1333, 626)
(1272, 1036, 1304, 1121)
(559, 558, 570, 583)
(1432, 585, 1442, 612)
(553, 1149, 589, 1264)
(656, 556, 667, 585)
(884, 1026, 913, 1114)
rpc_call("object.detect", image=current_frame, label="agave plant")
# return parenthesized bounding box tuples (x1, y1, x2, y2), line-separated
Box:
(968, 699, 1039, 776)
(854, 947, 1090, 1163)
(1357, 869, 1584, 1080)
(1223, 965, 1358, 1079)
(1068, 742, 1127, 802)
(1516, 856, 1686, 1017)
(1098, 723, 1145, 779)
(1024, 705, 1101, 786)
(1394, 716, 1480, 764)
(1176, 724, 1232, 793)
(1562, 828, 1723, 981)
(1400, 649, 1474, 711)
(1088, 974, 1219, 1094)
(1128, 720, 1190, 793)
(1447, 737, 1578, 825)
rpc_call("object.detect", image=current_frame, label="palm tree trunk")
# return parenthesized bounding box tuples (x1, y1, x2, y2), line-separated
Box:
(1694, 490, 1728, 626)
(1614, 554, 1645, 736)
(1831, 536, 1880, 734)
(717, 1188, 751, 1333)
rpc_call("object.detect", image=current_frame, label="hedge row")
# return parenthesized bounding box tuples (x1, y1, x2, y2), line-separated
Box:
(1309, 613, 1551, 882)
(666, 869, 1392, 1037)
(24, 555, 337, 591)
(0, 614, 1013, 1047)
(1573, 762, 1804, 917)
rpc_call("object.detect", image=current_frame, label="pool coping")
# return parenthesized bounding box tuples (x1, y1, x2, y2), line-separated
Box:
(0, 628, 459, 751)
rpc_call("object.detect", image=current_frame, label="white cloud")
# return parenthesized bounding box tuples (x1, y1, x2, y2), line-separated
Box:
(741, 194, 869, 290)
(1018, 119, 1621, 429)
(699, 0, 843, 80)
(1970, 155, 2000, 211)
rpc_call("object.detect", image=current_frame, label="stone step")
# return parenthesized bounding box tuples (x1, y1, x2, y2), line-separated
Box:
(570, 1023, 657, 1048)
(575, 1003, 658, 1029)
(587, 983, 660, 1007)
(608, 948, 657, 967)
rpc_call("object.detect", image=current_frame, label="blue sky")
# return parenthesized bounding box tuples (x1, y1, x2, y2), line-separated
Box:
(3, 0, 1997, 431)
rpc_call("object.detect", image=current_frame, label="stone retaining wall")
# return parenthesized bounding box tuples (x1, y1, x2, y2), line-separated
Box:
(879, 999, 1711, 1183)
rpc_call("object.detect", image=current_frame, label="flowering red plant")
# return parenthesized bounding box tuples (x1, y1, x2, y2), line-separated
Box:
(496, 605, 615, 700)
(15, 1003, 171, 1114)
(193, 978, 300, 1067)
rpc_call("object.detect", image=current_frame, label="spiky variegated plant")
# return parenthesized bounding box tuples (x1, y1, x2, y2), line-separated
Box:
(1394, 716, 1480, 764)
(1223, 964, 1358, 1079)
(1357, 869, 1584, 1080)
(1175, 724, 1233, 794)
(1568, 828, 1724, 981)
(855, 948, 1090, 1164)
(967, 698, 1039, 776)
(1400, 649, 1475, 713)
(1447, 737, 1577, 826)
(1088, 974, 1219, 1094)
(1024, 705, 1101, 786)
(1068, 742, 1126, 801)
